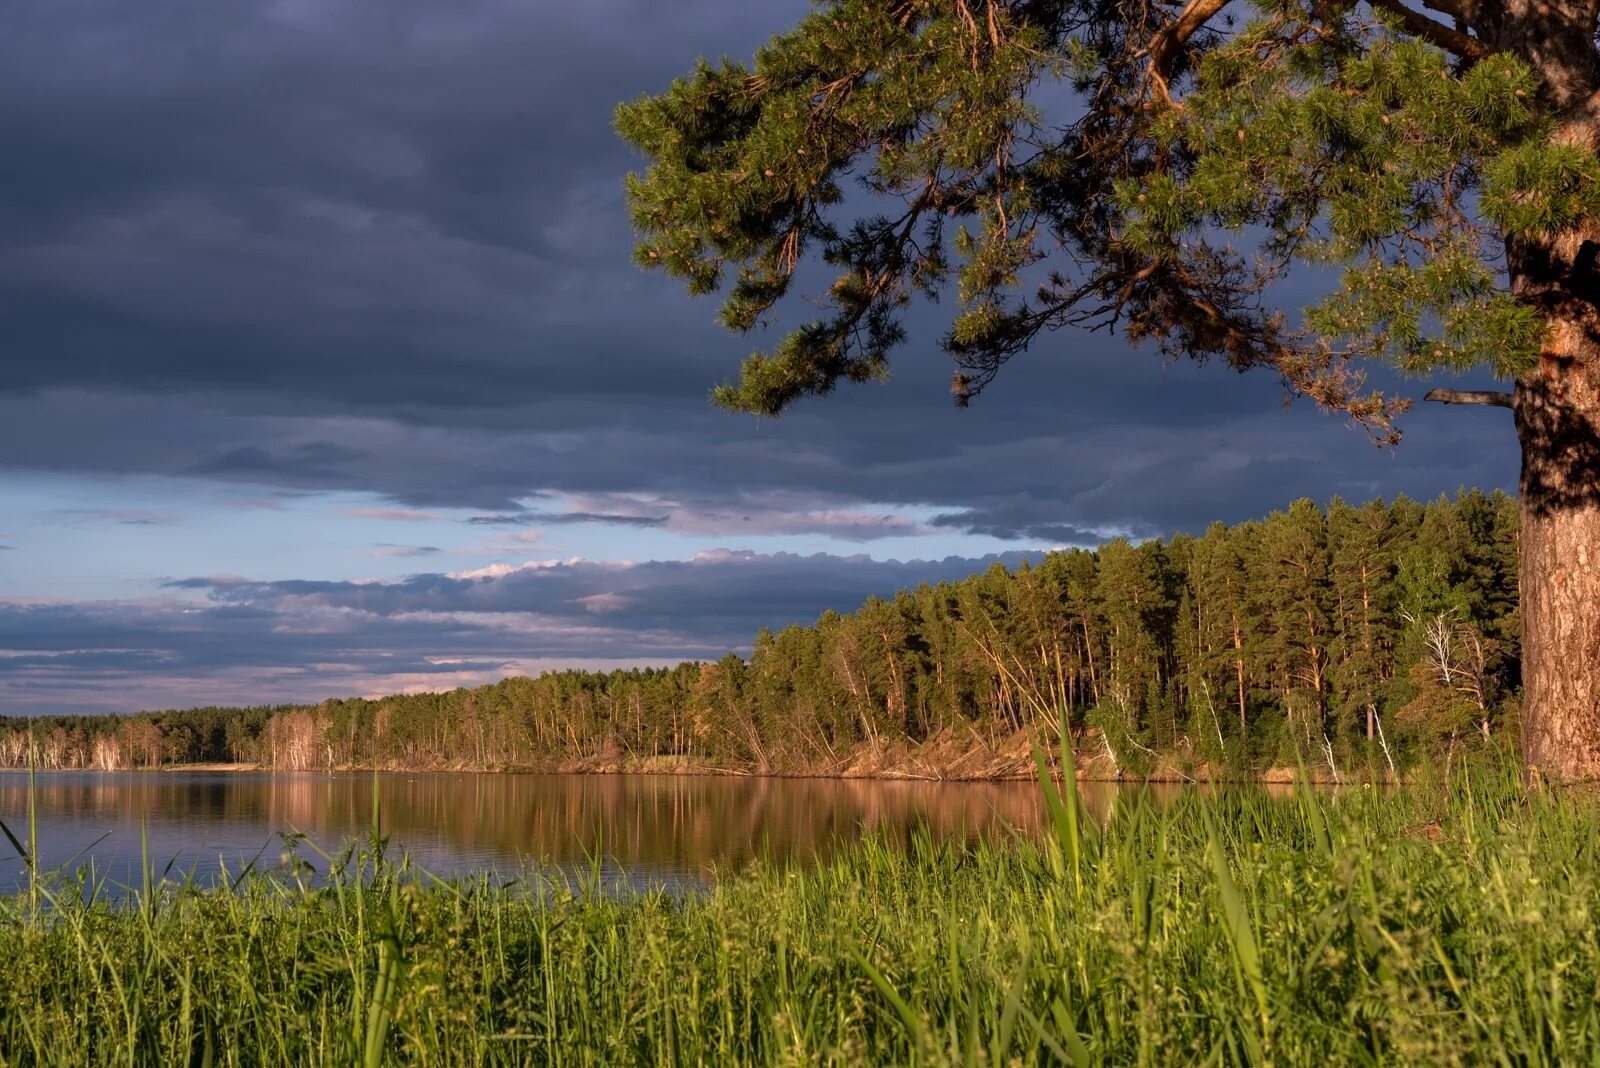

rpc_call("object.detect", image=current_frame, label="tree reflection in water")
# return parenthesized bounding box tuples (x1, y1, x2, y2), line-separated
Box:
(0, 771, 1243, 894)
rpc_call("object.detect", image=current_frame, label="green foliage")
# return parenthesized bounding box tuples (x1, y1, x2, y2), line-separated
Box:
(1483, 140, 1600, 235)
(619, 2, 1590, 431)
(616, 0, 1047, 414)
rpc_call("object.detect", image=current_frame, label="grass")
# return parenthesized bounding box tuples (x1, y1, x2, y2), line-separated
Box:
(2, 748, 1600, 1065)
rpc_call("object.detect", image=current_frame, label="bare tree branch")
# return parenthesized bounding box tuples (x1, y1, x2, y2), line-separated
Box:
(1424, 388, 1515, 407)
(1367, 0, 1494, 60)
(1147, 0, 1233, 107)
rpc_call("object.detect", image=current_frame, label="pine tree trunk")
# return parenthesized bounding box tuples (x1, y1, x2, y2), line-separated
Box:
(1456, 0, 1600, 784)
(1491, 0, 1600, 779)
(1360, 570, 1375, 741)
(1516, 328, 1600, 780)
(1233, 620, 1246, 733)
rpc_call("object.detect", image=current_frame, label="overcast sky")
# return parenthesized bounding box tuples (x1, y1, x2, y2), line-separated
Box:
(0, 0, 1518, 715)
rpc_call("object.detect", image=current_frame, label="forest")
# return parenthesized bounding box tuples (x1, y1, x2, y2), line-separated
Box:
(0, 492, 1520, 780)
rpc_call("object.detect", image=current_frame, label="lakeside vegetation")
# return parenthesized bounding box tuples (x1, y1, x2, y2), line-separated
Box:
(3, 754, 1595, 1064)
(2, 492, 1519, 780)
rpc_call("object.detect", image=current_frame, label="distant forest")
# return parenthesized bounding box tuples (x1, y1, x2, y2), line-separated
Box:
(1, 492, 1520, 779)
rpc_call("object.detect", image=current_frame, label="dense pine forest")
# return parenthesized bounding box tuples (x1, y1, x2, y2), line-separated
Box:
(1, 492, 1520, 779)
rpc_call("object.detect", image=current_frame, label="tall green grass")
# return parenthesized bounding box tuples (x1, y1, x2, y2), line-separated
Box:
(3, 751, 1599, 1065)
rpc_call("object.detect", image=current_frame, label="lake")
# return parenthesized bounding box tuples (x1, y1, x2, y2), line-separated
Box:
(0, 770, 1179, 896)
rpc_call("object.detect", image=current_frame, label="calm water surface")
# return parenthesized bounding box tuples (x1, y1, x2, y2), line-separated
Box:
(0, 771, 1178, 895)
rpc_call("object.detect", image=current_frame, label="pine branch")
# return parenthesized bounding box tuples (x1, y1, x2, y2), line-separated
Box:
(1424, 388, 1514, 408)
(1366, 0, 1493, 61)
(1147, 0, 1234, 107)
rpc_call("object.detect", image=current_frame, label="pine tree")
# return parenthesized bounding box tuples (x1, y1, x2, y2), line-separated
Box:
(1091, 538, 1172, 767)
(621, 1, 1600, 780)
(1327, 496, 1403, 752)
(1060, 549, 1106, 717)
(1187, 519, 1258, 743)
(1255, 500, 1334, 762)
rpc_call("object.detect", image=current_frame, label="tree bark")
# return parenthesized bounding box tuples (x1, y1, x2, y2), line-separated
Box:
(1515, 326, 1600, 780)
(1232, 621, 1246, 732)
(1489, 1, 1600, 781)
(1425, 388, 1514, 407)
(1510, 204, 1600, 781)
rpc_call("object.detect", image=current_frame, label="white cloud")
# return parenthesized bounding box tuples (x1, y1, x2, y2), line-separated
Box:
(445, 556, 589, 580)
(575, 591, 631, 614)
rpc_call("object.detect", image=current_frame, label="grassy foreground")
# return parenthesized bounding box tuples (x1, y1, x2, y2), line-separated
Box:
(2, 758, 1598, 1065)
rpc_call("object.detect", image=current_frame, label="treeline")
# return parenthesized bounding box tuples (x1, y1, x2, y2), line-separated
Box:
(0, 706, 284, 771)
(0, 492, 1520, 778)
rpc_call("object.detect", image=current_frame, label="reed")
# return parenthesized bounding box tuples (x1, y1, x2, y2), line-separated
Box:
(1, 756, 1597, 1065)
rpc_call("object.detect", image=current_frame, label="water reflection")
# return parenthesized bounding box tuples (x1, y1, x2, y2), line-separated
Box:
(0, 771, 1206, 894)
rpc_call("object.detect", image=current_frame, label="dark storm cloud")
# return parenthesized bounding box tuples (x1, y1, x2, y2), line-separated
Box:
(930, 501, 1112, 545)
(190, 442, 368, 485)
(463, 493, 933, 541)
(0, 0, 1520, 543)
(0, 0, 791, 404)
(0, 597, 506, 677)
(0, 597, 526, 712)
(2, 548, 1040, 714)
(163, 550, 1043, 645)
(0, 378, 1520, 541)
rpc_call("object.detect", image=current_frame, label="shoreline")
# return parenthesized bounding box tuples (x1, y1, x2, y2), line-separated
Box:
(0, 759, 1367, 786)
